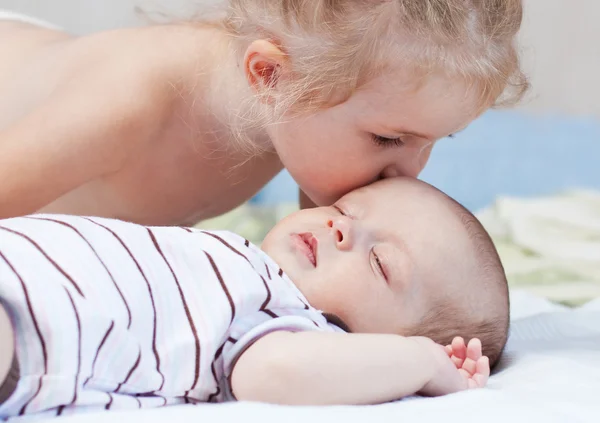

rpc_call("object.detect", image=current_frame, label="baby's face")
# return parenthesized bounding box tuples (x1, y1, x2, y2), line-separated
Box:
(262, 177, 473, 334)
(267, 69, 481, 207)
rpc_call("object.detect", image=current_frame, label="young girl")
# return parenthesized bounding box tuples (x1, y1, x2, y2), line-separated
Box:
(0, 1, 527, 226)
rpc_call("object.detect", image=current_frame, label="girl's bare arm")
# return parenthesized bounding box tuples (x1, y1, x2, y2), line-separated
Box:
(0, 29, 175, 218)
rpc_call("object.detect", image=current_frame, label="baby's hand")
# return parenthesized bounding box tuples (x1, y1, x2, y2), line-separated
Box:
(445, 337, 490, 390)
(416, 336, 490, 397)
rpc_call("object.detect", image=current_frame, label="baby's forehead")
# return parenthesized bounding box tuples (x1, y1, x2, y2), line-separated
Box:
(356, 179, 471, 248)
(349, 178, 448, 211)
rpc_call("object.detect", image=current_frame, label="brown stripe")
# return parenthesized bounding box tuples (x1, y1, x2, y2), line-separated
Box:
(134, 391, 155, 397)
(64, 288, 82, 408)
(207, 343, 226, 403)
(258, 275, 271, 311)
(0, 225, 84, 297)
(56, 406, 65, 416)
(204, 252, 236, 324)
(263, 310, 278, 319)
(105, 393, 113, 410)
(135, 397, 142, 408)
(200, 231, 275, 315)
(0, 251, 49, 416)
(115, 350, 142, 393)
(297, 296, 310, 310)
(207, 376, 221, 402)
(84, 321, 115, 386)
(227, 337, 238, 344)
(278, 268, 284, 277)
(201, 231, 273, 315)
(200, 231, 250, 264)
(181, 227, 193, 233)
(136, 392, 168, 407)
(28, 217, 132, 328)
(244, 239, 250, 247)
(147, 228, 198, 392)
(265, 263, 271, 280)
(83, 218, 162, 391)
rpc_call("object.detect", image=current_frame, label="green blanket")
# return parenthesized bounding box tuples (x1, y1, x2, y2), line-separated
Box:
(477, 189, 600, 306)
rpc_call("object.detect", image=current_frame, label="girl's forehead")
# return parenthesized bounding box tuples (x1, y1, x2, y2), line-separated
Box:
(357, 69, 476, 105)
(349, 73, 481, 139)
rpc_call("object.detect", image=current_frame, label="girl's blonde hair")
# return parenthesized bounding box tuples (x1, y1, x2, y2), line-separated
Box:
(222, 0, 528, 119)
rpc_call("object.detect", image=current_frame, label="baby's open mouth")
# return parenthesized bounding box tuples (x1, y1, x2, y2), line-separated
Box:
(298, 232, 318, 267)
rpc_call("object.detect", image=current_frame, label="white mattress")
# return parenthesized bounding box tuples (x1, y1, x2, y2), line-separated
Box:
(31, 290, 597, 423)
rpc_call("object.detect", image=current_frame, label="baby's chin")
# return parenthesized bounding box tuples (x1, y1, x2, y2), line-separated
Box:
(260, 233, 299, 275)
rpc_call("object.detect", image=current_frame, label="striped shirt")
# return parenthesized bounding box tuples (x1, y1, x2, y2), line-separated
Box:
(0, 215, 339, 419)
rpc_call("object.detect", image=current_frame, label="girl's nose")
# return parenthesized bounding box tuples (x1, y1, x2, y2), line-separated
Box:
(381, 143, 434, 179)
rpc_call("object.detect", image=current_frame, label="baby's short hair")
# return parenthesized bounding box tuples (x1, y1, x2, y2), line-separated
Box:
(407, 195, 510, 368)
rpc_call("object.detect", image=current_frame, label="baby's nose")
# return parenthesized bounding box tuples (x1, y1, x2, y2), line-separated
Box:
(329, 216, 353, 251)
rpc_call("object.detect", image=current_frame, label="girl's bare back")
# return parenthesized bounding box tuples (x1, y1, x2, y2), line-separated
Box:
(0, 21, 282, 225)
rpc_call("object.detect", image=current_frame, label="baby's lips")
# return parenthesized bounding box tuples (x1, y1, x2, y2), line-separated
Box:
(308, 233, 319, 267)
(299, 232, 318, 267)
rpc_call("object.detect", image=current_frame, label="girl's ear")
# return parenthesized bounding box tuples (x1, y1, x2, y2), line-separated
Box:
(244, 40, 288, 103)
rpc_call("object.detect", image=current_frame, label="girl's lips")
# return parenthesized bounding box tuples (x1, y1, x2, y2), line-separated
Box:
(293, 232, 318, 267)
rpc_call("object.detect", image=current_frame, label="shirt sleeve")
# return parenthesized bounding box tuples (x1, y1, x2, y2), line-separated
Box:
(219, 307, 337, 401)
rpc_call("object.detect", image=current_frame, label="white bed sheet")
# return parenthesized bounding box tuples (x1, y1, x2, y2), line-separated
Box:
(37, 290, 600, 423)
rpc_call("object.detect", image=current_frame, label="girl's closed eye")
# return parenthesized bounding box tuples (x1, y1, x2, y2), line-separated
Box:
(371, 134, 405, 148)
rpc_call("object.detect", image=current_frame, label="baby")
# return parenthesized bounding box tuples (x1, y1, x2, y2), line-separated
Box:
(0, 178, 508, 419)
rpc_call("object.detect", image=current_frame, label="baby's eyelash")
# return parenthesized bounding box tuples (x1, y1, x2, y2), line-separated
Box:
(371, 249, 387, 281)
(333, 205, 346, 216)
(371, 134, 405, 148)
(333, 204, 356, 220)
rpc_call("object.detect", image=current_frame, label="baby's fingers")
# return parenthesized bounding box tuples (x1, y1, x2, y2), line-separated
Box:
(477, 356, 490, 378)
(461, 358, 478, 375)
(445, 345, 453, 357)
(449, 337, 467, 368)
(466, 338, 483, 362)
(452, 337, 467, 355)
(471, 356, 491, 389)
(451, 337, 467, 357)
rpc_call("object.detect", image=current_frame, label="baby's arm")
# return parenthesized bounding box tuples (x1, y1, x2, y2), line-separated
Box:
(232, 331, 489, 405)
(0, 30, 174, 218)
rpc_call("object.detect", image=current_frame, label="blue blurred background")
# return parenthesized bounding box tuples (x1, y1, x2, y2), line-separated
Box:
(252, 110, 600, 211)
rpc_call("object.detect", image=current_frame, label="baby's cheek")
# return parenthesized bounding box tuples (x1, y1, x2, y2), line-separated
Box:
(329, 265, 370, 302)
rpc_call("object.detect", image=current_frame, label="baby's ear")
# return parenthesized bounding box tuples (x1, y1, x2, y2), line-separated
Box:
(244, 40, 289, 103)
